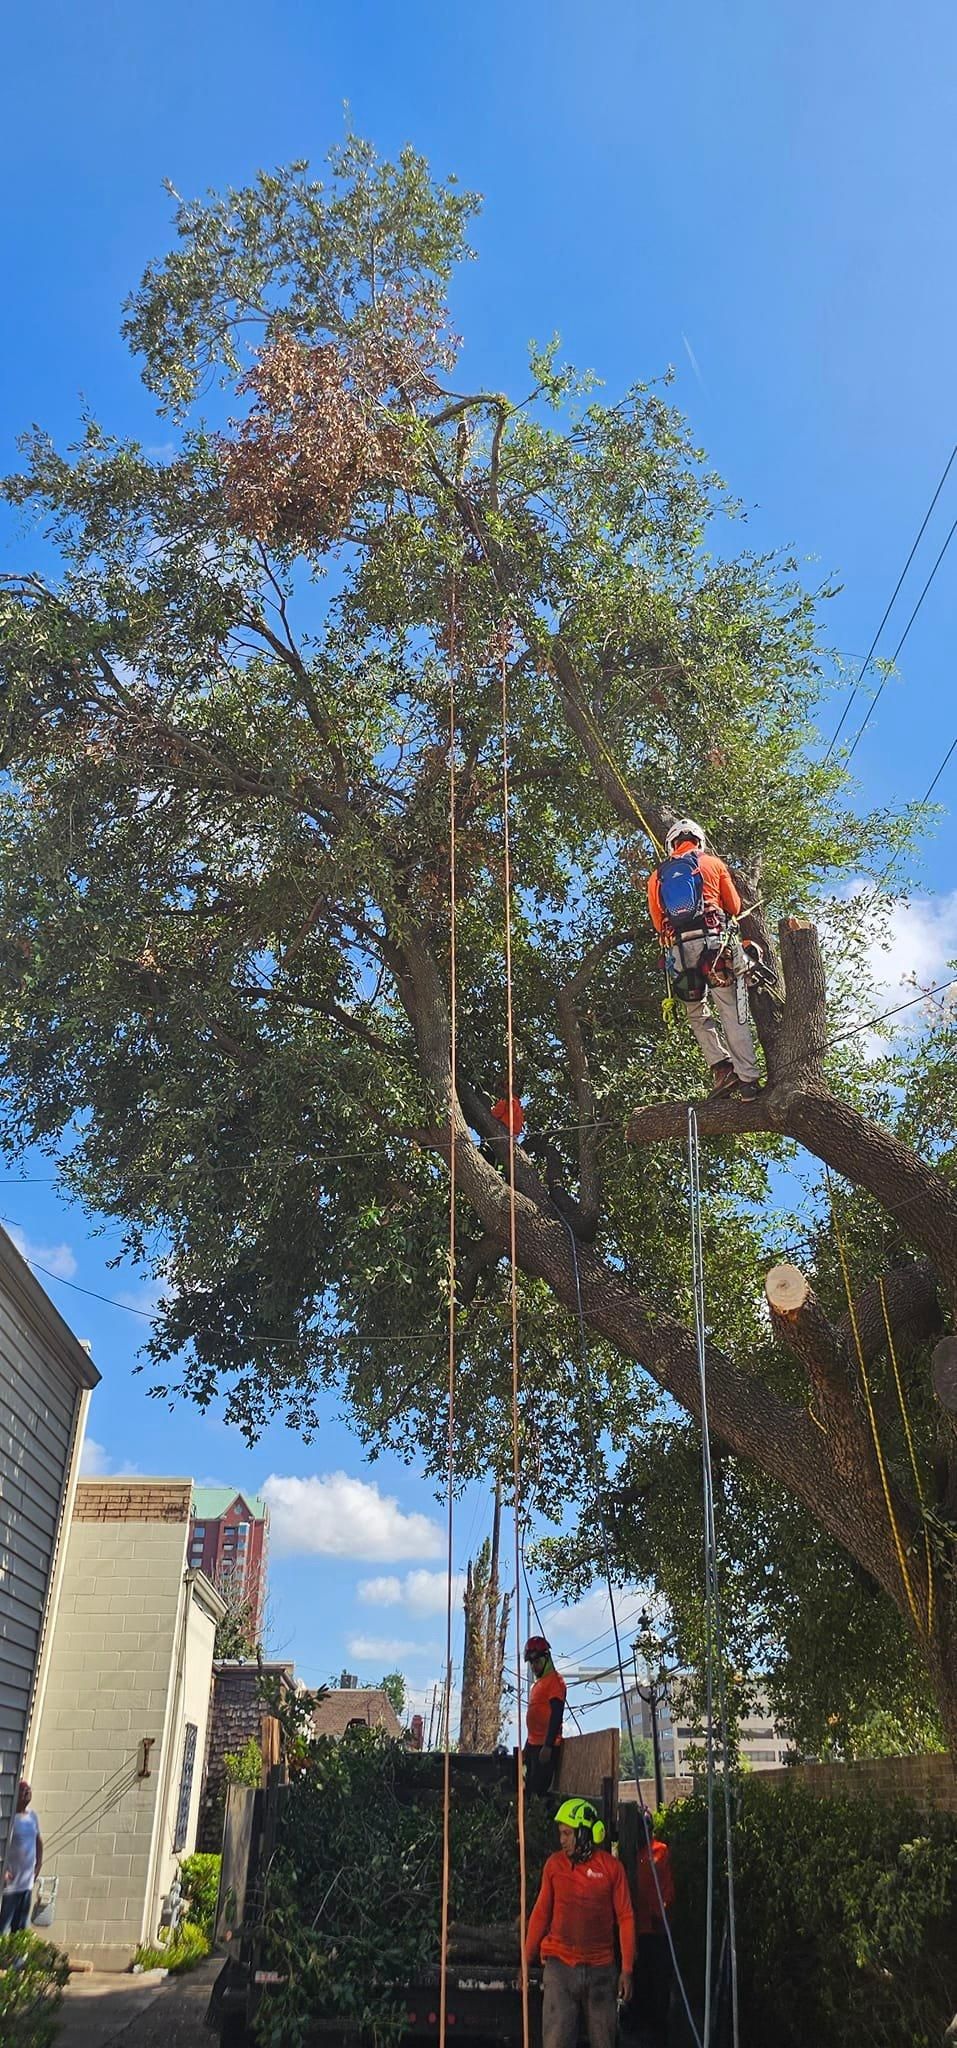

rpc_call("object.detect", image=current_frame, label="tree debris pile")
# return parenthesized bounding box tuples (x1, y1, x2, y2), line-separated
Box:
(254, 1727, 551, 2046)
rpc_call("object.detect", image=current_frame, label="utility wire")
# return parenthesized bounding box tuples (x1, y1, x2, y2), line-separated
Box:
(824, 443, 957, 761)
(843, 504, 957, 767)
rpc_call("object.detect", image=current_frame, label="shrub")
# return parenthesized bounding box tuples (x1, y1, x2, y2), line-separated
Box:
(659, 1777, 957, 2048)
(0, 1930, 70, 2048)
(134, 1919, 211, 1975)
(179, 1852, 221, 1937)
(224, 1735, 262, 1787)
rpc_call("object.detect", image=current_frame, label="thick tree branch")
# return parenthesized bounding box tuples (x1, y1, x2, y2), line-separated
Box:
(394, 927, 912, 1605)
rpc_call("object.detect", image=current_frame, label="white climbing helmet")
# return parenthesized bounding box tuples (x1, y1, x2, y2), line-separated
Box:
(665, 817, 707, 855)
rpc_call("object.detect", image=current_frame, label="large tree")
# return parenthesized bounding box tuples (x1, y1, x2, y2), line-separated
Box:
(1, 138, 955, 1753)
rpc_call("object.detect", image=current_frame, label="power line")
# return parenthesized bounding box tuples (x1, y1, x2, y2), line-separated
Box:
(843, 504, 957, 767)
(824, 443, 957, 761)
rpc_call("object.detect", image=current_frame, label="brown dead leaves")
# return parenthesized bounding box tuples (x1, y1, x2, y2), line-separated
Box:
(220, 329, 433, 551)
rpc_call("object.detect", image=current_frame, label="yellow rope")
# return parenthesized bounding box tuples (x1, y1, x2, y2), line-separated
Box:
(558, 672, 666, 856)
(501, 633, 531, 2048)
(877, 1276, 935, 1635)
(827, 1176, 923, 1634)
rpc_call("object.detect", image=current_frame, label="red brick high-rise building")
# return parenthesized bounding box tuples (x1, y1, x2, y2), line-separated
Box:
(188, 1486, 269, 1637)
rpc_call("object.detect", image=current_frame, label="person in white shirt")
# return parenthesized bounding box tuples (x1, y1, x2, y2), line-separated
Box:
(1, 1779, 42, 1934)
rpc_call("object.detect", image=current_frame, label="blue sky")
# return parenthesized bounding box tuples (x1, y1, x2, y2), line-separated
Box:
(2, 0, 957, 1728)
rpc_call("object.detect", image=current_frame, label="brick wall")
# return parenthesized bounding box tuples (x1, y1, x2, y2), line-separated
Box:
(620, 1753, 956, 1816)
(198, 1662, 295, 1852)
(74, 1479, 192, 1523)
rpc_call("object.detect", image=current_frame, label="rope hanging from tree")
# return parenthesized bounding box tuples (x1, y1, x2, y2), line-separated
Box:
(438, 578, 460, 2048)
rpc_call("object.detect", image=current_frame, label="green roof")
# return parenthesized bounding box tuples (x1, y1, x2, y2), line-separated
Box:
(191, 1485, 268, 1522)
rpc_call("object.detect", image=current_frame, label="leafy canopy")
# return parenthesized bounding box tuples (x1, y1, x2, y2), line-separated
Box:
(0, 135, 934, 1741)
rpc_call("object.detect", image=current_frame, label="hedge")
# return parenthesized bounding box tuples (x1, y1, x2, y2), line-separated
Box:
(659, 1775, 957, 2047)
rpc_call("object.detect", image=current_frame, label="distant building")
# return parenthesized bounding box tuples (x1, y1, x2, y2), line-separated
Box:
(312, 1687, 403, 1740)
(624, 1676, 796, 1775)
(188, 1486, 269, 1636)
(0, 1225, 99, 1858)
(29, 1478, 226, 1968)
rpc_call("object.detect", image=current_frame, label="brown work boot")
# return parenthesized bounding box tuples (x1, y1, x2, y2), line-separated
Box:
(707, 1060, 737, 1097)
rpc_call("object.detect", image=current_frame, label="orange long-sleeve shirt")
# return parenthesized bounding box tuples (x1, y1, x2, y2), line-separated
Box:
(525, 1849, 635, 1973)
(634, 1838, 675, 1936)
(646, 845, 742, 937)
(525, 1664, 566, 1748)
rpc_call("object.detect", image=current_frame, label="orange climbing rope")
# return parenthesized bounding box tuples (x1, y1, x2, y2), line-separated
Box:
(827, 1173, 924, 1635)
(500, 628, 531, 2048)
(438, 590, 459, 2048)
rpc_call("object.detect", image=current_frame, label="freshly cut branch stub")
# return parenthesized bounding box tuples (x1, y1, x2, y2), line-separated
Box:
(765, 1263, 813, 1319)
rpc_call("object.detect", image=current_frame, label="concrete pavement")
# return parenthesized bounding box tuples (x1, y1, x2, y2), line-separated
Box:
(56, 1958, 220, 2046)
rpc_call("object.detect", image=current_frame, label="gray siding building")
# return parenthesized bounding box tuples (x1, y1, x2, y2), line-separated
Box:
(0, 1224, 99, 1847)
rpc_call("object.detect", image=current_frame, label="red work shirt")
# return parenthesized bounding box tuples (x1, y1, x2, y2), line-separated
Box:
(491, 1096, 525, 1137)
(526, 1664, 566, 1748)
(526, 1849, 635, 1973)
(634, 1838, 675, 1936)
(646, 845, 742, 937)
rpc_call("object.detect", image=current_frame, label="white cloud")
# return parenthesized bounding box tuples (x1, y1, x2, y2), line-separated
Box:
(7, 1227, 77, 1280)
(79, 1435, 111, 1477)
(358, 1568, 466, 1615)
(539, 1586, 652, 1670)
(346, 1635, 442, 1663)
(829, 889, 957, 1057)
(78, 1435, 140, 1479)
(262, 1472, 445, 1562)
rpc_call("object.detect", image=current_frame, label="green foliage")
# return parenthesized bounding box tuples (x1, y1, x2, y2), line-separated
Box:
(0, 129, 944, 1752)
(619, 1735, 655, 1780)
(660, 1779, 957, 2047)
(379, 1671, 407, 1717)
(0, 1931, 69, 2047)
(224, 1734, 263, 1787)
(256, 1727, 554, 2047)
(179, 1851, 221, 1936)
(134, 1920, 211, 1974)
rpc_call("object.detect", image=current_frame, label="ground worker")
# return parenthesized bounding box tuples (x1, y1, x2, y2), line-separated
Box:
(633, 1810, 675, 2047)
(525, 1797, 634, 2048)
(524, 1634, 567, 1793)
(646, 818, 762, 1100)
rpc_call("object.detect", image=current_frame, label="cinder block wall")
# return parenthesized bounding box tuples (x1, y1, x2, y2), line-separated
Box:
(29, 1482, 190, 1967)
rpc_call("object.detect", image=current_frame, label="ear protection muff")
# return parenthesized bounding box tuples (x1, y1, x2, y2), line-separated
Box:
(555, 1797, 606, 1845)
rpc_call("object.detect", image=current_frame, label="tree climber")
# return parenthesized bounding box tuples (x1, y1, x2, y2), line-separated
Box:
(525, 1797, 634, 2048)
(524, 1634, 567, 1793)
(646, 818, 762, 1100)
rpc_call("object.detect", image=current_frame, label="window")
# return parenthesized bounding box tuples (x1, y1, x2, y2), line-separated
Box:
(173, 1723, 198, 1853)
(192, 1525, 205, 1538)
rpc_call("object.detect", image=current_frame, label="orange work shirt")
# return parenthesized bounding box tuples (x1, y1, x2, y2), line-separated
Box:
(646, 845, 742, 937)
(634, 1838, 675, 1935)
(526, 1849, 635, 1973)
(526, 1664, 566, 1748)
(491, 1096, 525, 1137)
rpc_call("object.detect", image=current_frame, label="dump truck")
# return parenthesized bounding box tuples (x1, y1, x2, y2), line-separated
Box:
(205, 1733, 619, 2047)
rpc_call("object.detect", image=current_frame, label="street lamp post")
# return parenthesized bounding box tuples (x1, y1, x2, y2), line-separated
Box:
(632, 1608, 675, 1810)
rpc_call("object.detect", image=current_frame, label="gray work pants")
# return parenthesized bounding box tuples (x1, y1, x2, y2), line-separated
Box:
(669, 937, 759, 1083)
(542, 1958, 619, 2048)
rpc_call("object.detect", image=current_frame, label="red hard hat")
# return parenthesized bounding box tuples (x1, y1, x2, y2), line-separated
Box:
(524, 1635, 551, 1660)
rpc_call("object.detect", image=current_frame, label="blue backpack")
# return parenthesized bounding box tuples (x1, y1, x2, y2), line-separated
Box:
(656, 852, 705, 934)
